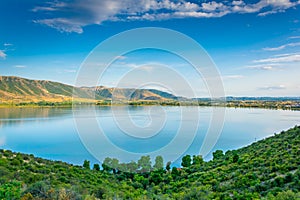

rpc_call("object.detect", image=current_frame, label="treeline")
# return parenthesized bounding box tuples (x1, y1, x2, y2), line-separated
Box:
(95, 100, 182, 106)
(0, 101, 94, 107)
(96, 100, 213, 106)
(82, 155, 202, 174)
(226, 100, 300, 110)
(2, 99, 300, 111)
(0, 126, 300, 199)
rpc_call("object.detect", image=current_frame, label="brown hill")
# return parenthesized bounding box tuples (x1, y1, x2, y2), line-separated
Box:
(0, 76, 178, 103)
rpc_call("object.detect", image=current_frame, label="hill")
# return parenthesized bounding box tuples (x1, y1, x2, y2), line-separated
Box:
(1, 76, 299, 109)
(0, 126, 299, 199)
(0, 76, 178, 104)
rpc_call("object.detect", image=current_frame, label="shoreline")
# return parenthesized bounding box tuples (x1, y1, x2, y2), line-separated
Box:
(0, 102, 299, 111)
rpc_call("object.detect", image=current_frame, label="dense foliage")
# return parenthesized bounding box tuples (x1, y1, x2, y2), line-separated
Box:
(0, 126, 299, 199)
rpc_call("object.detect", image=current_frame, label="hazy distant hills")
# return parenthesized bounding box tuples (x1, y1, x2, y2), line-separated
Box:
(0, 76, 178, 103)
(225, 96, 300, 101)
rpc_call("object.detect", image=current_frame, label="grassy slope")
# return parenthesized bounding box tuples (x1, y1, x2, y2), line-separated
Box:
(0, 76, 81, 103)
(0, 76, 177, 104)
(0, 126, 299, 199)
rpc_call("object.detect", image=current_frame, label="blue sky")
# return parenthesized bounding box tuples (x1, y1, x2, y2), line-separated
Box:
(0, 0, 300, 97)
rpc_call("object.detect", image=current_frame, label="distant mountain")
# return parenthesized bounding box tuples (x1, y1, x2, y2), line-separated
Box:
(1, 76, 299, 104)
(225, 96, 300, 101)
(193, 96, 300, 102)
(0, 76, 178, 103)
(0, 76, 93, 102)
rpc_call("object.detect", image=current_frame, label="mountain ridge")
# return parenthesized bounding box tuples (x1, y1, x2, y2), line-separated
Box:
(0, 76, 178, 103)
(1, 76, 300, 105)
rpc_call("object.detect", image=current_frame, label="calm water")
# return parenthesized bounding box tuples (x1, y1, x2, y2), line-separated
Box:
(0, 106, 299, 166)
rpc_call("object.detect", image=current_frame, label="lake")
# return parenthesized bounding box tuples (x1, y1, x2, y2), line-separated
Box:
(0, 106, 299, 167)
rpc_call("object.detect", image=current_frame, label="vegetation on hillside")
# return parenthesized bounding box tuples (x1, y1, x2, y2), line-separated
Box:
(0, 126, 299, 199)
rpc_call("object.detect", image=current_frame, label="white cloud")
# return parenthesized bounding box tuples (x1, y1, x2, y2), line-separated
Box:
(32, 2, 66, 12)
(34, 18, 84, 33)
(33, 0, 300, 33)
(201, 2, 227, 11)
(125, 63, 140, 69)
(258, 85, 286, 90)
(293, 19, 299, 23)
(232, 1, 244, 6)
(14, 65, 26, 68)
(263, 42, 300, 51)
(289, 36, 300, 39)
(222, 75, 244, 80)
(258, 10, 282, 17)
(115, 56, 127, 60)
(3, 43, 13, 47)
(33, 0, 125, 33)
(64, 69, 77, 73)
(0, 50, 7, 59)
(254, 53, 300, 63)
(173, 10, 230, 18)
(138, 65, 154, 72)
(245, 63, 280, 70)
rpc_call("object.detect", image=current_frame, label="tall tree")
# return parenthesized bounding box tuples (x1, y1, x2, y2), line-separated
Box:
(102, 157, 112, 172)
(83, 160, 90, 170)
(93, 164, 100, 171)
(138, 155, 152, 173)
(213, 150, 224, 160)
(127, 161, 138, 173)
(111, 158, 119, 174)
(181, 155, 192, 167)
(153, 156, 164, 171)
(192, 155, 204, 165)
(166, 161, 171, 171)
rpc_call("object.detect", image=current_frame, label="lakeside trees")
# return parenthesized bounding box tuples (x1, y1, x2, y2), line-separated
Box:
(0, 126, 299, 199)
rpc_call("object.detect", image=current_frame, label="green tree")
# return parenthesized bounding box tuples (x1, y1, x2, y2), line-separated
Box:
(127, 161, 138, 173)
(115, 163, 124, 172)
(275, 190, 299, 200)
(24, 181, 50, 199)
(83, 160, 90, 169)
(233, 153, 239, 163)
(0, 181, 22, 200)
(213, 150, 224, 160)
(183, 185, 213, 200)
(93, 164, 100, 171)
(181, 155, 192, 167)
(153, 156, 164, 171)
(166, 161, 171, 171)
(102, 157, 112, 172)
(111, 158, 119, 174)
(150, 171, 163, 185)
(138, 155, 152, 173)
(192, 155, 204, 165)
(171, 167, 180, 178)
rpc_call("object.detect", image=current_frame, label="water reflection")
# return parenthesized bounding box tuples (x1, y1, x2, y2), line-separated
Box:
(0, 106, 299, 166)
(0, 107, 72, 127)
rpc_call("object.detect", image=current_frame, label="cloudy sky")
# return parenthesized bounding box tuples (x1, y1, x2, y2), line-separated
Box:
(0, 0, 300, 97)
